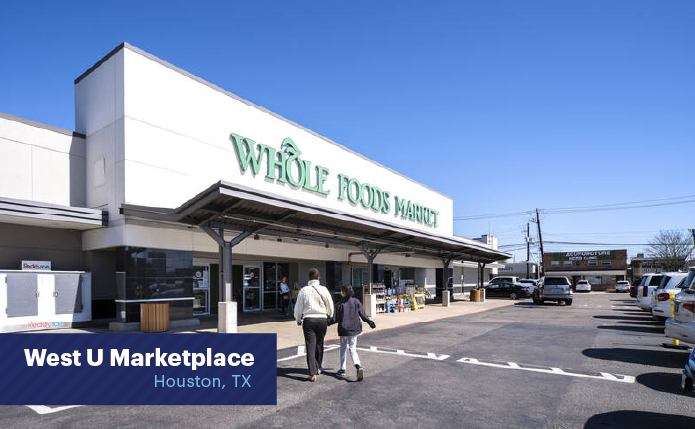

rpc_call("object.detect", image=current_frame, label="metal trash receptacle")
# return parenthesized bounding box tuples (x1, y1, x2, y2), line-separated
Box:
(140, 303, 170, 332)
(470, 289, 480, 302)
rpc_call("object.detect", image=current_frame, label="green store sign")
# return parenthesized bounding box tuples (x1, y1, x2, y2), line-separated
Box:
(230, 133, 439, 228)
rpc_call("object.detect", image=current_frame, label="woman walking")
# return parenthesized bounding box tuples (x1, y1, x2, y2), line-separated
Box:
(330, 285, 376, 381)
(294, 268, 334, 382)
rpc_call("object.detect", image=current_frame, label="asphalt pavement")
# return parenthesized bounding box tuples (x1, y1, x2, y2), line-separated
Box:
(3, 293, 695, 428)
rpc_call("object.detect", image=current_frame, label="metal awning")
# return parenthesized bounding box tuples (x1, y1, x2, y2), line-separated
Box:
(120, 181, 510, 263)
(0, 196, 107, 230)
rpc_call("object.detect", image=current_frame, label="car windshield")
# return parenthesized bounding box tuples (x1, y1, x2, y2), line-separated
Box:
(683, 270, 695, 291)
(544, 277, 569, 286)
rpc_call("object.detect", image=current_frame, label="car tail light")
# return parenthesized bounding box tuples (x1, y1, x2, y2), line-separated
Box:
(643, 287, 648, 297)
(657, 293, 670, 302)
(683, 303, 695, 313)
(522, 287, 529, 292)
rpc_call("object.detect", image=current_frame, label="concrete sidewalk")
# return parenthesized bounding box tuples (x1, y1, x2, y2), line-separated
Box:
(185, 298, 516, 350)
(36, 298, 516, 350)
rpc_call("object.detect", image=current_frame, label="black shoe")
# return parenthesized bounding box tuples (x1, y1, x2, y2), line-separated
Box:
(337, 369, 346, 377)
(356, 365, 364, 382)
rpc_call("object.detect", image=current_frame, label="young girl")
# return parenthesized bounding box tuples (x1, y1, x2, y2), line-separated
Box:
(329, 285, 376, 381)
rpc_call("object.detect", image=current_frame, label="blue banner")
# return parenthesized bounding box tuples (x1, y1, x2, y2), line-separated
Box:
(0, 333, 277, 405)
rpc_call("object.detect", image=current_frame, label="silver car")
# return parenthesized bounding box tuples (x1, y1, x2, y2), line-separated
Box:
(534, 276, 573, 306)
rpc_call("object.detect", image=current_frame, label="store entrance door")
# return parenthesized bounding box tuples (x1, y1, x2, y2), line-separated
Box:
(242, 265, 262, 312)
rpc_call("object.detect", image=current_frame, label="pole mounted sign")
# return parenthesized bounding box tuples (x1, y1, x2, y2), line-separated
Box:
(231, 133, 440, 228)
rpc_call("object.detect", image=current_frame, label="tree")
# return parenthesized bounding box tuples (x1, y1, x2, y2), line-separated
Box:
(646, 230, 694, 271)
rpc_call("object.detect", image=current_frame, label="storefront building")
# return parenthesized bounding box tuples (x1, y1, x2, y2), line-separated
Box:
(543, 250, 627, 290)
(0, 43, 508, 331)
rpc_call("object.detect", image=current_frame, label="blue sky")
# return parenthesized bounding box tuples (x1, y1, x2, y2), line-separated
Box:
(1, 1, 693, 261)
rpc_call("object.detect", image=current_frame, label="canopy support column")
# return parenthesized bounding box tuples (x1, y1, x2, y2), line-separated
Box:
(201, 224, 252, 333)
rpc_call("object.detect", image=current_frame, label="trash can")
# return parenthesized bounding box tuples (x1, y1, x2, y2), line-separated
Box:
(470, 289, 481, 302)
(140, 303, 170, 332)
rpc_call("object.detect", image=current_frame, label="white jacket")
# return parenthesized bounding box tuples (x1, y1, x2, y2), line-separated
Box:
(294, 280, 334, 322)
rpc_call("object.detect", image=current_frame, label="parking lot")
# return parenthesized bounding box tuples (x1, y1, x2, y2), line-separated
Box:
(2, 292, 694, 428)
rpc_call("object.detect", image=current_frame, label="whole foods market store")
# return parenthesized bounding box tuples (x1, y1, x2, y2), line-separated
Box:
(0, 42, 508, 333)
(122, 180, 509, 332)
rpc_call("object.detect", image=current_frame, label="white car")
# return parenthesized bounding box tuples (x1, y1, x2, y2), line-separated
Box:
(650, 272, 688, 320)
(518, 279, 538, 294)
(636, 273, 666, 311)
(575, 280, 591, 292)
(615, 280, 630, 293)
(665, 268, 695, 344)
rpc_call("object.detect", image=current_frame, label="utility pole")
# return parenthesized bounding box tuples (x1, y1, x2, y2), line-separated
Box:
(526, 223, 530, 279)
(536, 209, 545, 278)
(690, 229, 695, 262)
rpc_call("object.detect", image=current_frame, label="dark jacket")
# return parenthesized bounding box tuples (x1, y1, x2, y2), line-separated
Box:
(329, 296, 374, 336)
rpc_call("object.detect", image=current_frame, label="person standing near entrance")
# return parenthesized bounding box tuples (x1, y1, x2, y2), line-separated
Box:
(329, 285, 376, 381)
(280, 277, 290, 315)
(294, 268, 334, 382)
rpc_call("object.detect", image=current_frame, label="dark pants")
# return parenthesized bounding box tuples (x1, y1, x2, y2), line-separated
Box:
(302, 317, 327, 376)
(281, 292, 290, 314)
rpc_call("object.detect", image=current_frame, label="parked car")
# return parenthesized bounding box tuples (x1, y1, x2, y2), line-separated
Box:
(650, 272, 688, 321)
(682, 346, 695, 394)
(518, 279, 538, 294)
(629, 279, 640, 298)
(635, 274, 666, 311)
(615, 280, 630, 293)
(533, 276, 573, 306)
(665, 268, 695, 345)
(484, 276, 519, 287)
(482, 281, 532, 300)
(575, 280, 591, 293)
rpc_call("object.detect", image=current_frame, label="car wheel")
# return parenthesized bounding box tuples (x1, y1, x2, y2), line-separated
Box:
(509, 292, 518, 300)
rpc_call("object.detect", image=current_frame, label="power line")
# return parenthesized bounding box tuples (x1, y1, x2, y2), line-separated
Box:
(454, 194, 695, 221)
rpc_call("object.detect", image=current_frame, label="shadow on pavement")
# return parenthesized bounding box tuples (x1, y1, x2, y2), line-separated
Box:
(636, 372, 688, 394)
(594, 315, 656, 321)
(277, 367, 357, 383)
(582, 347, 689, 368)
(585, 410, 695, 429)
(596, 324, 665, 334)
(277, 367, 312, 382)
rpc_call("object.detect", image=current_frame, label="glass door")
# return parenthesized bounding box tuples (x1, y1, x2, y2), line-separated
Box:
(192, 266, 210, 315)
(263, 263, 290, 311)
(243, 265, 261, 312)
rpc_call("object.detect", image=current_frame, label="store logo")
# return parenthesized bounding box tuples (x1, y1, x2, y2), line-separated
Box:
(27, 322, 64, 329)
(21, 260, 51, 271)
(230, 132, 439, 228)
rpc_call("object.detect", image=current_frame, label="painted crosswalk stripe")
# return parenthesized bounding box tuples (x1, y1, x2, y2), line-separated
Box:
(26, 406, 84, 415)
(455, 357, 635, 383)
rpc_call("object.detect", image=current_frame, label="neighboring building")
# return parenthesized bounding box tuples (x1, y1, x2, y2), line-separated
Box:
(498, 261, 540, 279)
(543, 250, 627, 290)
(630, 253, 687, 280)
(0, 43, 509, 331)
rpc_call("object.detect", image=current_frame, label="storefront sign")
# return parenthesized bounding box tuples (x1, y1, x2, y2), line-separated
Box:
(231, 133, 439, 228)
(553, 251, 615, 261)
(21, 260, 51, 270)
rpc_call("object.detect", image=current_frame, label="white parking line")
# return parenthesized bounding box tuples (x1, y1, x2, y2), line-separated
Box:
(456, 357, 635, 383)
(26, 406, 84, 415)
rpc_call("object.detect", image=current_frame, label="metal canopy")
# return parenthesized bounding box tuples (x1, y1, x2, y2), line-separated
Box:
(120, 181, 510, 263)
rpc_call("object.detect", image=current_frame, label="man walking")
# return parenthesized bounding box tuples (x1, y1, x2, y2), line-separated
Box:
(294, 268, 334, 382)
